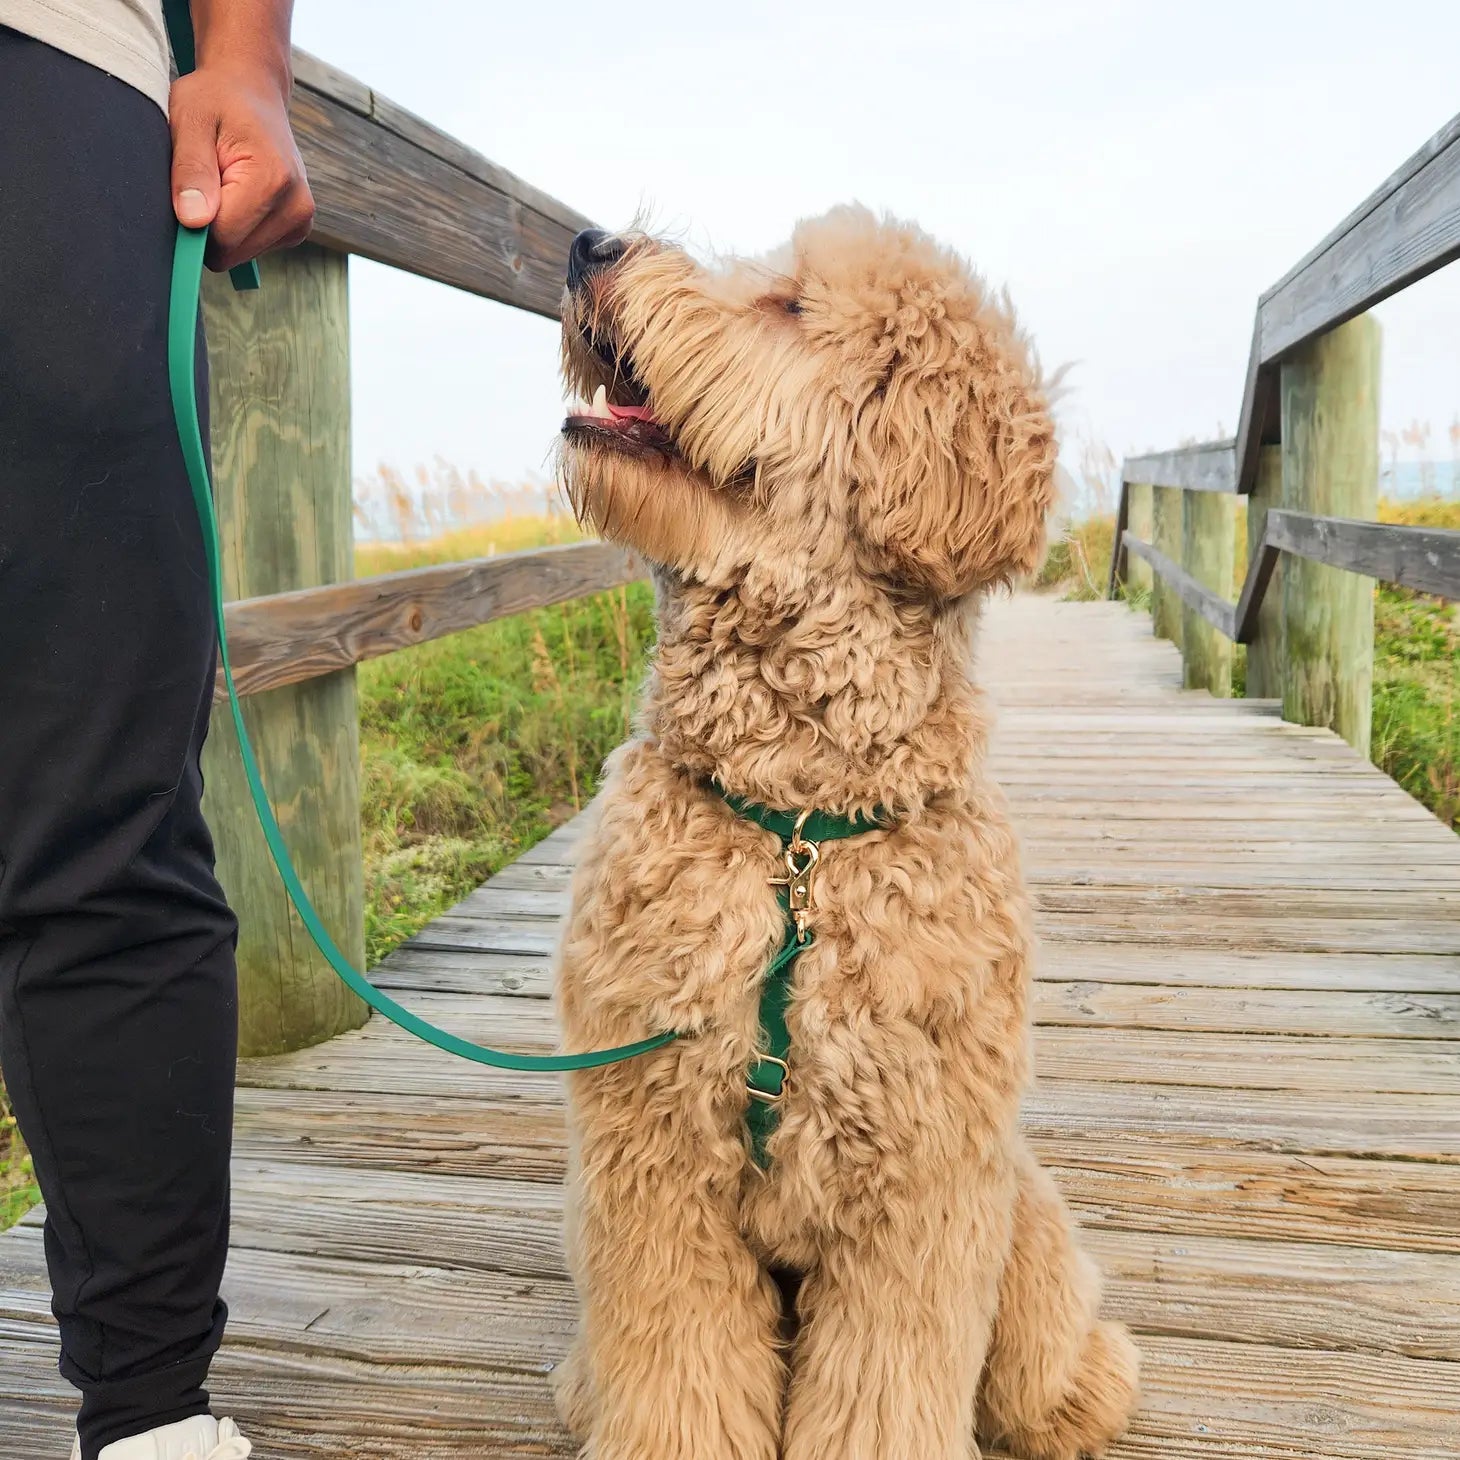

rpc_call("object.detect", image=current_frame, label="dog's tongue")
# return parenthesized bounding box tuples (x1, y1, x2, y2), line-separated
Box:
(605, 401, 656, 422)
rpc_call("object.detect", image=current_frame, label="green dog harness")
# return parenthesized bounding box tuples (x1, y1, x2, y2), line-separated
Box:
(715, 790, 888, 1168)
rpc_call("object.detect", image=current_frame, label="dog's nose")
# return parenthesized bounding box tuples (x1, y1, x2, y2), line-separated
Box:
(567, 228, 627, 291)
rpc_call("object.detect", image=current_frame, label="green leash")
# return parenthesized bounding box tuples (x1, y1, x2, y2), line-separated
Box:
(162, 0, 670, 1073)
(158, 0, 885, 1137)
(166, 228, 674, 1072)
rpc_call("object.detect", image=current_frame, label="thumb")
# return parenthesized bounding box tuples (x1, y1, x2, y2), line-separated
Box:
(170, 109, 221, 228)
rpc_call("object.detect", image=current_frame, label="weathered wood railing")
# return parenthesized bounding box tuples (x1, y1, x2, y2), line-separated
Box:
(1109, 111, 1460, 753)
(201, 52, 645, 1055)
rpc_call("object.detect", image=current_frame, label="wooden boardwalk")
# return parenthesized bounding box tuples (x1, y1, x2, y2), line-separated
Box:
(3, 593, 1459, 1458)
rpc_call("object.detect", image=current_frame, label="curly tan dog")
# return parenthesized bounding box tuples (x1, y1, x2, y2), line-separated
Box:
(550, 206, 1139, 1460)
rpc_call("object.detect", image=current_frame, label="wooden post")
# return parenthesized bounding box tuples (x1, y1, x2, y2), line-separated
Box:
(1151, 485, 1185, 649)
(1181, 490, 1235, 695)
(201, 245, 369, 1056)
(1126, 482, 1154, 598)
(1245, 445, 1284, 699)
(1279, 314, 1381, 756)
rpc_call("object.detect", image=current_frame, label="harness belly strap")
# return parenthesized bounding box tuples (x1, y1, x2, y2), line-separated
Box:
(714, 788, 888, 1169)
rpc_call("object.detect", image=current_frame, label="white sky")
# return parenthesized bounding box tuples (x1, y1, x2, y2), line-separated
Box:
(291, 0, 1460, 499)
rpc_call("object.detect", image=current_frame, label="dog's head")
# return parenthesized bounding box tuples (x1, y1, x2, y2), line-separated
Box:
(558, 205, 1054, 604)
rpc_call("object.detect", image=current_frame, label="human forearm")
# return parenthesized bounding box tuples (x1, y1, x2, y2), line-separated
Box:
(190, 0, 294, 94)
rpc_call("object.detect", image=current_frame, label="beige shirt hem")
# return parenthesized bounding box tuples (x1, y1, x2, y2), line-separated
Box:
(0, 0, 171, 113)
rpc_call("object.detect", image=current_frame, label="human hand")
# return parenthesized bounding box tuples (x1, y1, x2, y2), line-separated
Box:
(169, 60, 315, 271)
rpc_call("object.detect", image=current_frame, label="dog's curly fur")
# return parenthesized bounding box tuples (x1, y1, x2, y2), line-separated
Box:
(550, 206, 1139, 1459)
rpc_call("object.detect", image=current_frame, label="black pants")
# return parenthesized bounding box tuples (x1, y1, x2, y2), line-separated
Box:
(0, 31, 238, 1460)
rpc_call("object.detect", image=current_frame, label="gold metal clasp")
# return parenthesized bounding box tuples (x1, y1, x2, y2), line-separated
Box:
(768, 808, 821, 943)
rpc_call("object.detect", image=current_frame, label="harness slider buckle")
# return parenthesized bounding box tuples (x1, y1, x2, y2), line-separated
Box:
(747, 1053, 791, 1106)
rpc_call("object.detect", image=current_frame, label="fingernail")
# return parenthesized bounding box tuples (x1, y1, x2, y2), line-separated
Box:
(177, 188, 209, 223)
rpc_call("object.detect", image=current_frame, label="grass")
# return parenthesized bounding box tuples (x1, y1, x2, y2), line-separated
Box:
(1041, 498, 1460, 833)
(359, 573, 655, 962)
(1, 1108, 39, 1231)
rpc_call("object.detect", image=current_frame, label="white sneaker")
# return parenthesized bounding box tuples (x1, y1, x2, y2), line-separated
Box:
(70, 1416, 252, 1460)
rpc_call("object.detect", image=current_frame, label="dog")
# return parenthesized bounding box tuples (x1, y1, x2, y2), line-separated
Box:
(549, 206, 1140, 1460)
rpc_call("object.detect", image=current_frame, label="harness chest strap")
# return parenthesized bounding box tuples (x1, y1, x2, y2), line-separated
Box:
(716, 791, 888, 1168)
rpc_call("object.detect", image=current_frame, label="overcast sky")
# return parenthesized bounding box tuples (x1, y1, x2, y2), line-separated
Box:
(291, 0, 1460, 503)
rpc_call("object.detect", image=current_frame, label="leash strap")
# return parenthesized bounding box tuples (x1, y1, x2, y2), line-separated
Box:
(162, 0, 670, 1073)
(167, 226, 676, 1072)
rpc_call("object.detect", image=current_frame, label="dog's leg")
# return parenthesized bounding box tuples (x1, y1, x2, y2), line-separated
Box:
(975, 1145, 1140, 1460)
(782, 1167, 1013, 1460)
(557, 1156, 784, 1460)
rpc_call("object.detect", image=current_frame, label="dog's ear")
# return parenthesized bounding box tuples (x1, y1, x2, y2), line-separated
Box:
(848, 327, 1056, 601)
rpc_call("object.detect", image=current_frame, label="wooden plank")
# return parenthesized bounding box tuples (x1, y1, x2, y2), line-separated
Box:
(372, 940, 1460, 1005)
(1124, 534, 1236, 640)
(224, 1085, 1460, 1254)
(221, 542, 645, 698)
(1267, 510, 1460, 601)
(1086, 1227, 1460, 1360)
(1023, 1077, 1460, 1162)
(7, 1312, 1458, 1460)
(1034, 979, 1460, 1040)
(1123, 442, 1238, 494)
(1260, 111, 1460, 362)
(289, 50, 592, 315)
(1034, 1026, 1460, 1096)
(9, 1201, 1455, 1368)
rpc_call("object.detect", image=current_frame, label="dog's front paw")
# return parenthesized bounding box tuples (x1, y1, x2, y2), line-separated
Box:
(991, 1320, 1140, 1460)
(553, 1337, 596, 1442)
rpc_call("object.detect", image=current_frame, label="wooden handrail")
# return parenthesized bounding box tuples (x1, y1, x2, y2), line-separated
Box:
(1121, 110, 1460, 499)
(289, 50, 593, 317)
(1120, 512, 1460, 646)
(217, 541, 645, 700)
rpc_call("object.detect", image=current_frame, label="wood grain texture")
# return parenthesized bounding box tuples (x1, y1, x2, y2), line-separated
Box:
(199, 246, 368, 1055)
(1150, 486, 1189, 646)
(1265, 509, 1460, 602)
(220, 542, 646, 699)
(1280, 315, 1381, 757)
(289, 50, 592, 315)
(1122, 443, 1238, 495)
(5, 594, 1458, 1459)
(1124, 482, 1154, 596)
(1181, 489, 1236, 694)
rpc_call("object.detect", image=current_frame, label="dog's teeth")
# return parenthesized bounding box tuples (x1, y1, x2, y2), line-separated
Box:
(591, 384, 610, 418)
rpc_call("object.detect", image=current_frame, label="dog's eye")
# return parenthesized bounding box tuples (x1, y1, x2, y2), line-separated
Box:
(783, 299, 803, 315)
